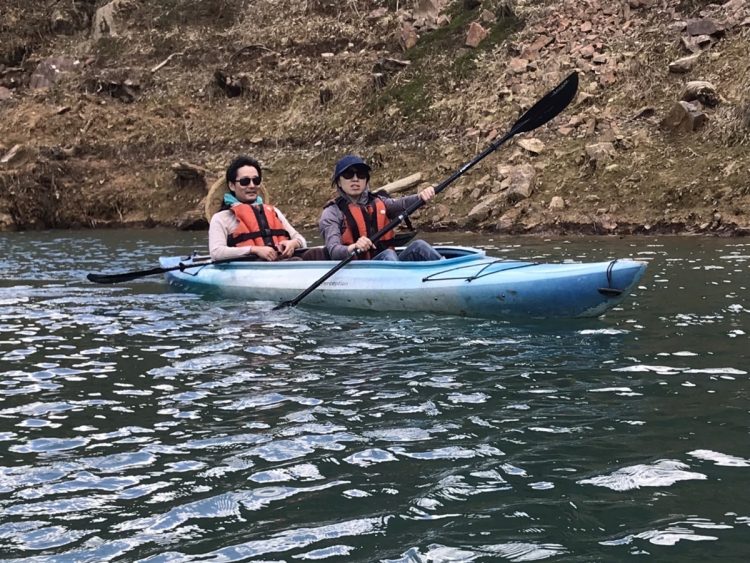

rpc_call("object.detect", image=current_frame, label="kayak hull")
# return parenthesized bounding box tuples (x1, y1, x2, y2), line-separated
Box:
(160, 246, 647, 319)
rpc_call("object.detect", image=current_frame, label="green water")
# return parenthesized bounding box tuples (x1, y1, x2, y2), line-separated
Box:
(0, 230, 748, 561)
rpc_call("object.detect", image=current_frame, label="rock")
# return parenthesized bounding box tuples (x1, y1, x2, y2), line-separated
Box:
(372, 58, 410, 84)
(686, 18, 723, 37)
(468, 193, 504, 223)
(681, 80, 719, 107)
(681, 35, 702, 54)
(366, 7, 388, 20)
(585, 142, 616, 167)
(29, 57, 80, 89)
(1, 144, 38, 168)
(0, 86, 11, 101)
(693, 35, 713, 48)
(0, 212, 15, 231)
(668, 54, 701, 73)
(414, 0, 441, 25)
(176, 209, 208, 231)
(214, 70, 247, 97)
(171, 161, 209, 181)
(631, 106, 655, 120)
(92, 0, 138, 40)
(372, 73, 387, 88)
(579, 45, 596, 59)
(465, 22, 488, 48)
(502, 164, 536, 204)
(480, 9, 496, 24)
(517, 138, 545, 155)
(661, 101, 708, 132)
(51, 4, 90, 34)
(592, 52, 608, 64)
(84, 73, 142, 103)
(497, 206, 523, 232)
(508, 58, 529, 73)
(399, 23, 419, 50)
(319, 86, 333, 104)
(549, 196, 565, 210)
(597, 214, 618, 232)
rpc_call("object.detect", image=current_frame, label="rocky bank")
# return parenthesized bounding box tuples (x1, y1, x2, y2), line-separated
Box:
(1, 0, 749, 235)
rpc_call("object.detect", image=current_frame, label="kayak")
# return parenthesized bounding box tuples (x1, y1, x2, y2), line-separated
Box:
(159, 246, 647, 319)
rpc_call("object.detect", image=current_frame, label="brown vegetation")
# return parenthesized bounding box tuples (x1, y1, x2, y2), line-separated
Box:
(1, 0, 749, 235)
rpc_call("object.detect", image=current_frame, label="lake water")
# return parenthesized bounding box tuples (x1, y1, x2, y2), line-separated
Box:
(1, 230, 749, 562)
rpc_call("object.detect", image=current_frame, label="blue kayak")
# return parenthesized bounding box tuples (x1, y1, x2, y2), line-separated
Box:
(160, 246, 646, 319)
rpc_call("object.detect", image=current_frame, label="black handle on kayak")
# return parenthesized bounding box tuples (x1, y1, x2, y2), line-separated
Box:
(274, 71, 579, 311)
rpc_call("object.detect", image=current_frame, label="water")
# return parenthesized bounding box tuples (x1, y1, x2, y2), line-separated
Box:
(1, 230, 749, 561)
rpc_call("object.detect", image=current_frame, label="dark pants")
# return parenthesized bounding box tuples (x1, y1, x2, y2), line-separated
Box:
(374, 239, 442, 262)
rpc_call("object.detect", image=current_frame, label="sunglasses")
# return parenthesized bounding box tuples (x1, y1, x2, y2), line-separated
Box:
(236, 176, 261, 186)
(341, 167, 369, 180)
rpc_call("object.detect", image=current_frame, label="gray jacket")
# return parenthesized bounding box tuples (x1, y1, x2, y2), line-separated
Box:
(319, 189, 421, 260)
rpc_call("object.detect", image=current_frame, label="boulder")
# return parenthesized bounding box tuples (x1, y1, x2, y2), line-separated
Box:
(92, 0, 138, 40)
(51, 4, 90, 34)
(661, 101, 708, 133)
(1, 144, 38, 168)
(549, 196, 566, 210)
(0, 212, 15, 231)
(468, 193, 504, 223)
(585, 142, 616, 167)
(681, 80, 719, 107)
(502, 164, 536, 204)
(517, 138, 545, 155)
(465, 22, 488, 48)
(29, 57, 80, 90)
(414, 0, 442, 26)
(399, 23, 419, 51)
(686, 18, 723, 37)
(668, 54, 701, 74)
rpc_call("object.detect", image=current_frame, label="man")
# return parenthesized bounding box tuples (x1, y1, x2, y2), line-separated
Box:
(208, 155, 306, 261)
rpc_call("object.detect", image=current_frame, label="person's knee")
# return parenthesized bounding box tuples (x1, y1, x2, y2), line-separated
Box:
(407, 240, 441, 261)
(374, 249, 398, 261)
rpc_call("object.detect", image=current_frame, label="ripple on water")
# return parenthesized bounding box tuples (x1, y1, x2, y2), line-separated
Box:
(578, 460, 707, 491)
(689, 449, 750, 467)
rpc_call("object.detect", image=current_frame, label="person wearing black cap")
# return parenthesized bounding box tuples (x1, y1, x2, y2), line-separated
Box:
(319, 154, 442, 261)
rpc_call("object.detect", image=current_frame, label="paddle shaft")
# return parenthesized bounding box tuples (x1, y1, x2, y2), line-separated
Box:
(277, 72, 579, 310)
(87, 255, 252, 284)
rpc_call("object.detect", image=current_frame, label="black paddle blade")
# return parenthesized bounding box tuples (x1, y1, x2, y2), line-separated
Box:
(86, 267, 167, 284)
(272, 301, 292, 311)
(509, 71, 578, 137)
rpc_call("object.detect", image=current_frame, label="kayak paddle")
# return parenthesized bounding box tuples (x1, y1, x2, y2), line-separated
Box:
(274, 71, 579, 310)
(87, 256, 250, 284)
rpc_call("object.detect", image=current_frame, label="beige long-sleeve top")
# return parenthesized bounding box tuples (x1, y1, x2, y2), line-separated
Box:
(208, 206, 307, 261)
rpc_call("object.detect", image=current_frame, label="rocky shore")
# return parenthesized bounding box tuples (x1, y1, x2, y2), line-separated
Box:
(1, 0, 748, 235)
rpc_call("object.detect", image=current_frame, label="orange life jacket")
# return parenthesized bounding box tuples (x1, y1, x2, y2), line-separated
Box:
(336, 194, 394, 260)
(227, 204, 290, 248)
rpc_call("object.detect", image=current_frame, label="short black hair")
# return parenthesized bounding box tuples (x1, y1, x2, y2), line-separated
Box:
(225, 155, 262, 187)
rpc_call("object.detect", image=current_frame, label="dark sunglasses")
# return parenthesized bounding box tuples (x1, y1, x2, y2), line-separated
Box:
(236, 176, 261, 186)
(341, 167, 369, 180)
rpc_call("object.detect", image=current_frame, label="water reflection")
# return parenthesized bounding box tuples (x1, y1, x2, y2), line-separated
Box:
(0, 231, 749, 561)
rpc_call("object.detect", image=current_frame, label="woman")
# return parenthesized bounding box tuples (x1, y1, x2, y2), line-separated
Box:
(319, 154, 442, 261)
(208, 155, 306, 261)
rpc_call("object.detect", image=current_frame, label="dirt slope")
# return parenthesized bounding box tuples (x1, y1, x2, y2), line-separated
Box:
(1, 0, 748, 235)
